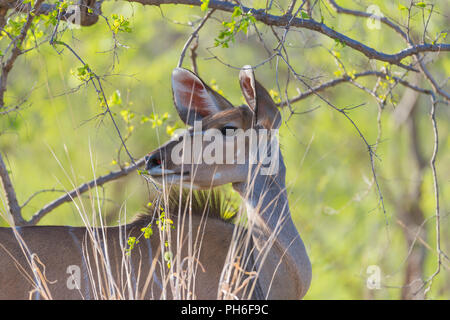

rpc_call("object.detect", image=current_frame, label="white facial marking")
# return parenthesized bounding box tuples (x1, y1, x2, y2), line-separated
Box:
(148, 167, 176, 176)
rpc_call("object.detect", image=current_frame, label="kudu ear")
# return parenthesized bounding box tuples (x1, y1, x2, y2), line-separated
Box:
(239, 65, 281, 130)
(172, 68, 234, 126)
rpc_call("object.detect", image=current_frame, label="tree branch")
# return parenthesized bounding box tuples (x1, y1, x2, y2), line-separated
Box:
(326, 0, 408, 39)
(25, 156, 146, 226)
(277, 70, 433, 107)
(0, 152, 26, 225)
(138, 0, 450, 70)
(3, 0, 449, 71)
(422, 94, 442, 296)
(0, 0, 44, 108)
(177, 8, 215, 68)
(324, 0, 450, 102)
(0, 0, 102, 26)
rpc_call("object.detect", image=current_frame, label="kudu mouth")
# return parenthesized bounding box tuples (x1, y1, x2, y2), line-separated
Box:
(144, 153, 190, 181)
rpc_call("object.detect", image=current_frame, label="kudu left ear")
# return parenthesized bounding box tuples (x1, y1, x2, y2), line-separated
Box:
(239, 65, 281, 130)
(172, 68, 234, 126)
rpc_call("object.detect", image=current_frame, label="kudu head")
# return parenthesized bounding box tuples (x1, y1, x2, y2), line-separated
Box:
(145, 66, 282, 189)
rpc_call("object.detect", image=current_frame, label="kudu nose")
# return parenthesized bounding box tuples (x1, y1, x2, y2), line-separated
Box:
(145, 152, 162, 171)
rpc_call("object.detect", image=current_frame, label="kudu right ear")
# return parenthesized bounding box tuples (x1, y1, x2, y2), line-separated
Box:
(239, 65, 281, 130)
(172, 68, 234, 126)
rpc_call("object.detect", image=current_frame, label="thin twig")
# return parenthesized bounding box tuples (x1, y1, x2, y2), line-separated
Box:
(25, 157, 146, 226)
(50, 40, 137, 165)
(277, 70, 434, 107)
(189, 35, 199, 74)
(6, 0, 449, 71)
(422, 94, 442, 296)
(325, 0, 450, 102)
(20, 188, 66, 209)
(177, 9, 215, 69)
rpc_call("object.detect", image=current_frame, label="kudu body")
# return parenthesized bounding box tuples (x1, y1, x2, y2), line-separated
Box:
(0, 67, 311, 299)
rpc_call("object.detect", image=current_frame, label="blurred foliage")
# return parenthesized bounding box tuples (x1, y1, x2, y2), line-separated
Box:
(0, 0, 448, 299)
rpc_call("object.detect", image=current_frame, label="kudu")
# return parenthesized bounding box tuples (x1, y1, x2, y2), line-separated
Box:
(0, 66, 311, 300)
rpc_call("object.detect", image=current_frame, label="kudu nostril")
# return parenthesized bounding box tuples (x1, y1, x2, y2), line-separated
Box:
(145, 153, 162, 171)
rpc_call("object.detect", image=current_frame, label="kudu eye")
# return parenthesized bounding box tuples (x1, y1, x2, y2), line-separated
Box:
(220, 126, 238, 136)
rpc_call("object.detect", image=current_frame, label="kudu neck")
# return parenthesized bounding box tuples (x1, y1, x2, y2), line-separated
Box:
(232, 154, 311, 299)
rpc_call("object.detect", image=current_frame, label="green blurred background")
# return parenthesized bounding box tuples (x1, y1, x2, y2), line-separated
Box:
(0, 0, 448, 299)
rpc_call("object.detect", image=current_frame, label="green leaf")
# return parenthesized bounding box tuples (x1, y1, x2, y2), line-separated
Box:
(334, 38, 346, 48)
(301, 11, 310, 19)
(200, 0, 209, 11)
(75, 64, 93, 82)
(416, 2, 426, 8)
(164, 251, 173, 262)
(111, 14, 132, 34)
(109, 90, 122, 106)
(126, 236, 140, 254)
(215, 8, 255, 48)
(231, 6, 242, 18)
(141, 225, 153, 239)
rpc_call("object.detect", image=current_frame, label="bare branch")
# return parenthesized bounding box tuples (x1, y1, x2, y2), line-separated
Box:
(3, 0, 448, 72)
(25, 156, 146, 226)
(177, 9, 215, 69)
(20, 188, 66, 209)
(190, 35, 199, 74)
(0, 152, 25, 225)
(422, 94, 442, 296)
(415, 57, 450, 102)
(277, 70, 433, 107)
(280, 54, 389, 224)
(326, 0, 408, 39)
(134, 0, 448, 69)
